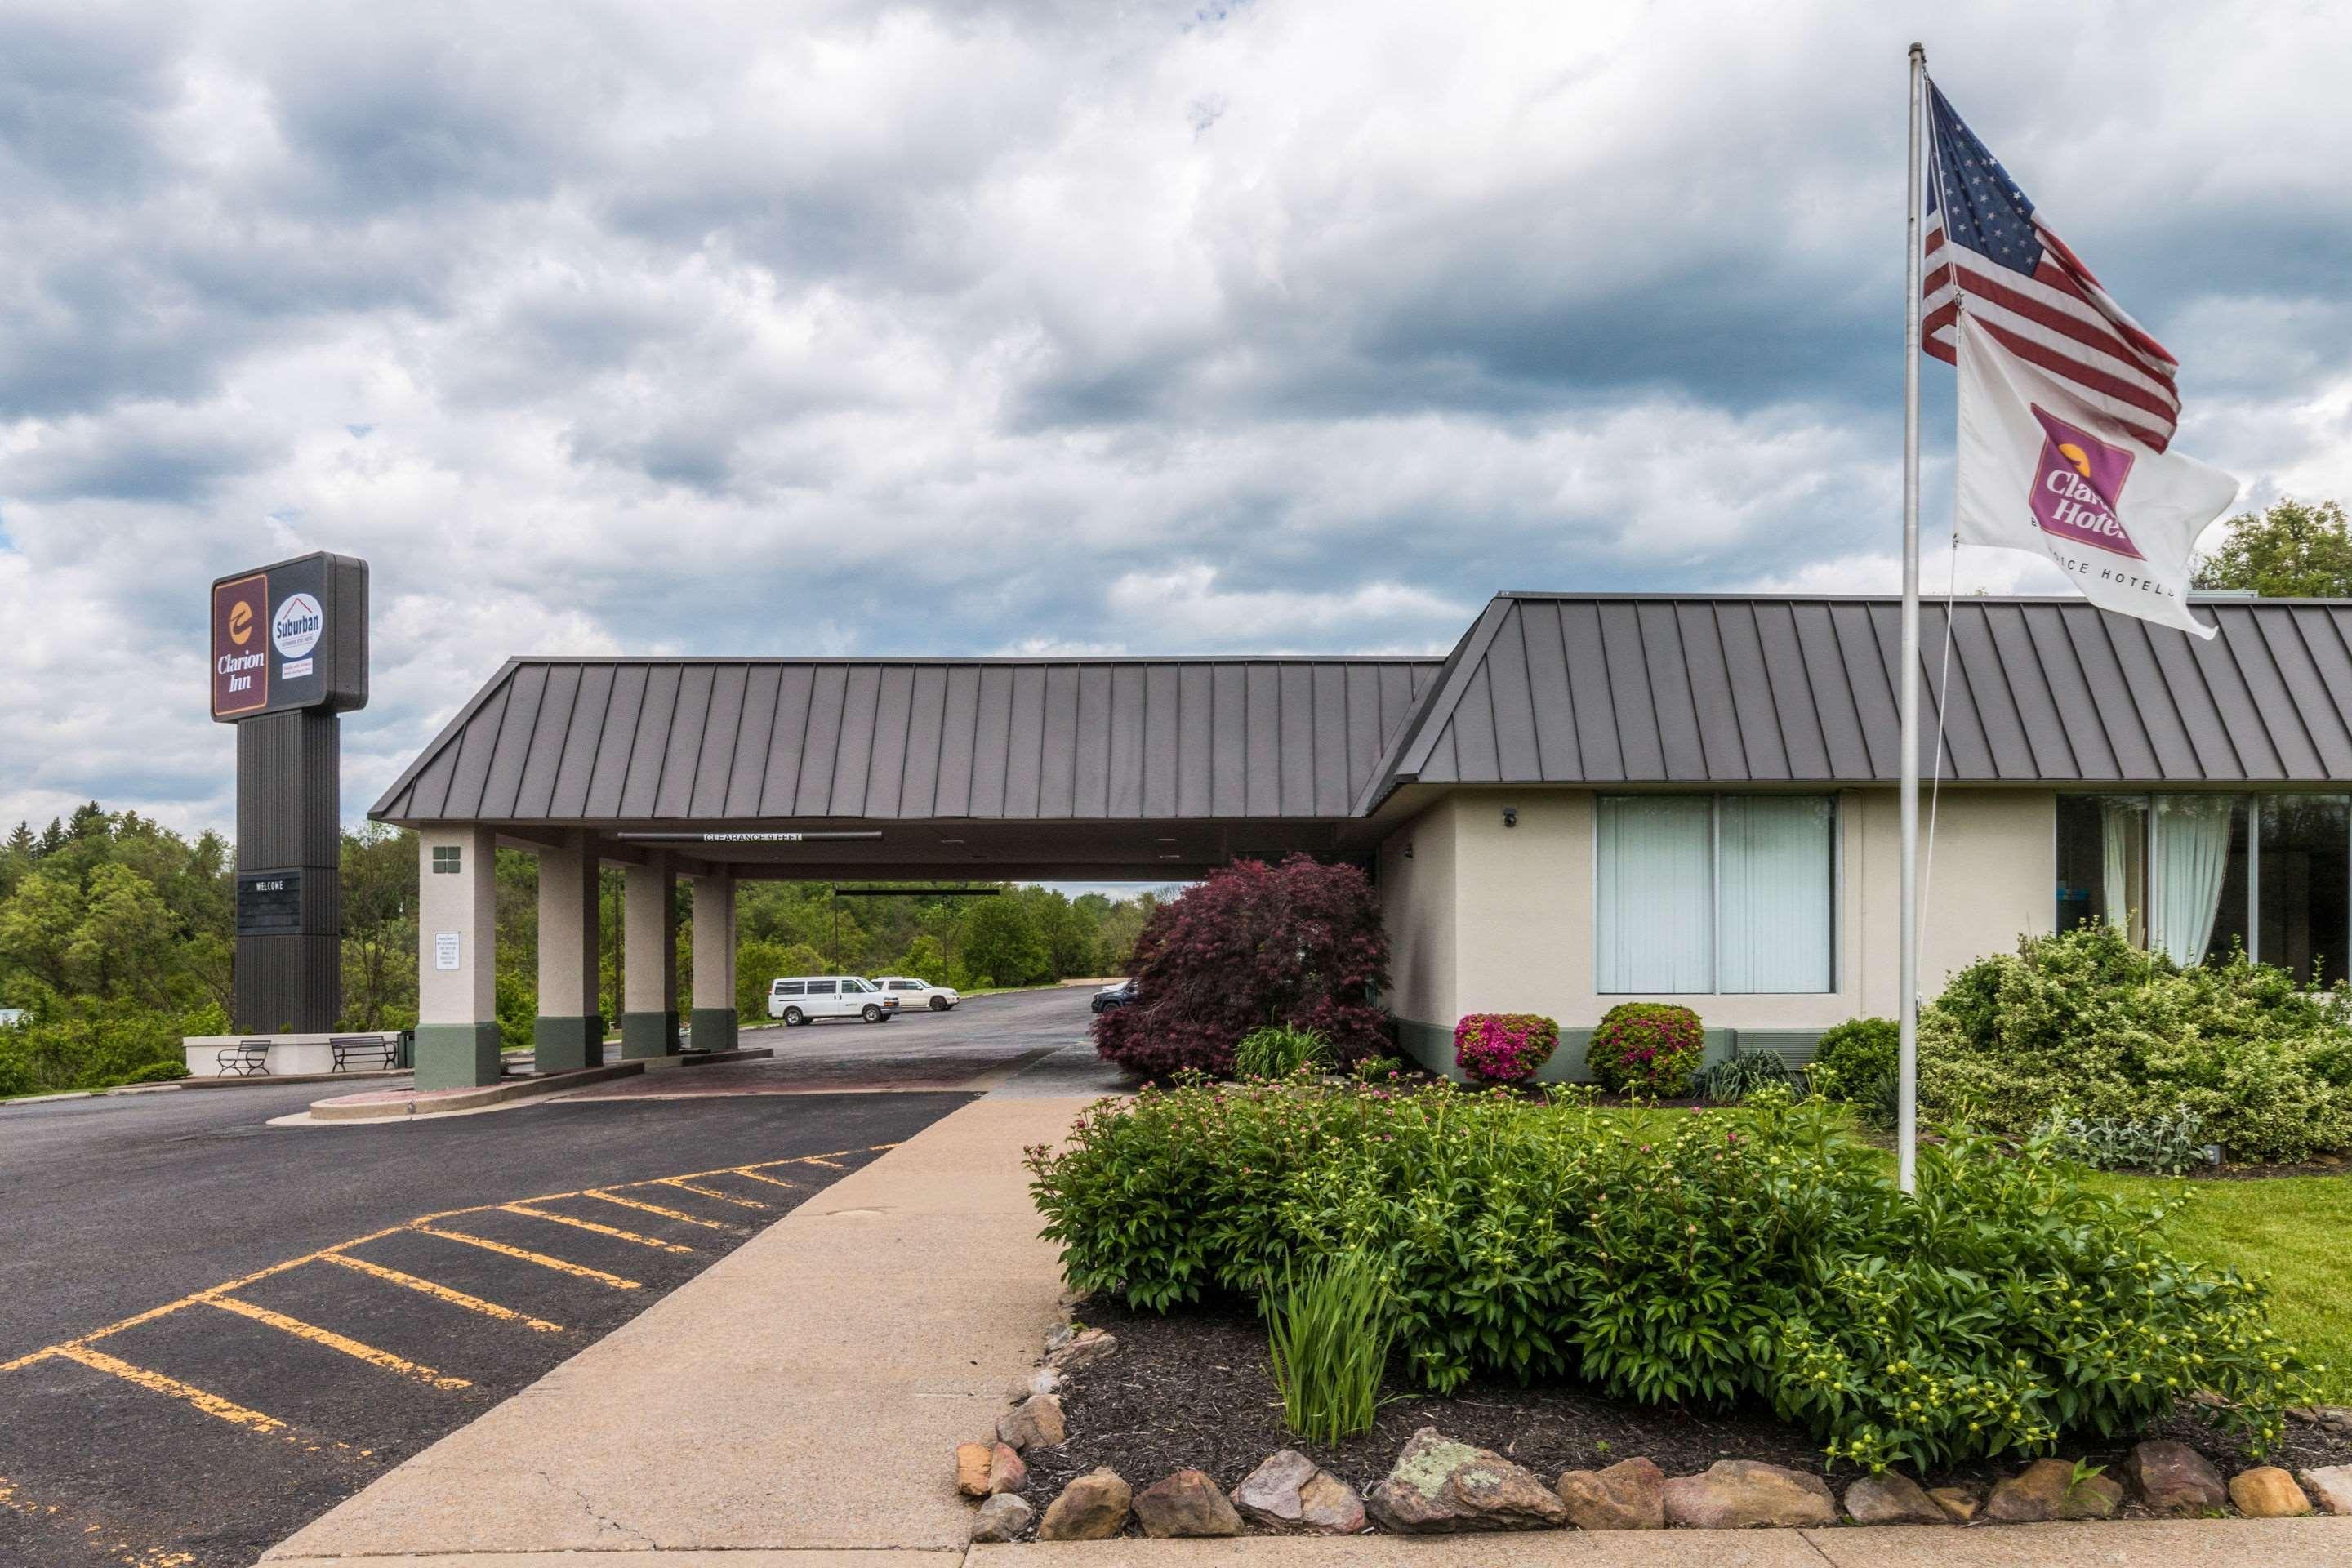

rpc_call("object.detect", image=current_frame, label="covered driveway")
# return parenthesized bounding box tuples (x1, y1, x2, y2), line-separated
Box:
(371, 653, 1439, 1088)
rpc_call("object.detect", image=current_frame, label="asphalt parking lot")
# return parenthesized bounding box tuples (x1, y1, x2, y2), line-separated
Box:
(0, 987, 1112, 1568)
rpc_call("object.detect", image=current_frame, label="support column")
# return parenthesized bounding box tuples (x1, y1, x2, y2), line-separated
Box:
(621, 853, 679, 1059)
(533, 831, 602, 1071)
(415, 826, 500, 1089)
(689, 870, 737, 1054)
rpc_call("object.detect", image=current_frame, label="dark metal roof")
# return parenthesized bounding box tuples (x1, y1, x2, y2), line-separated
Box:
(1364, 593, 2352, 802)
(372, 657, 1441, 825)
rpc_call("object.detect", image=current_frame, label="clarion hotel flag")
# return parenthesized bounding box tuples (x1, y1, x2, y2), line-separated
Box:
(1922, 82, 2238, 639)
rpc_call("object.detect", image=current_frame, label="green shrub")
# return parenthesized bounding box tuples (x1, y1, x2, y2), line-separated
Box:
(1813, 1017, 1898, 1102)
(1921, 924, 2352, 1162)
(1584, 1003, 1704, 1095)
(119, 1059, 190, 1084)
(1235, 1024, 1331, 1080)
(1029, 1078, 2314, 1471)
(1264, 1250, 1394, 1443)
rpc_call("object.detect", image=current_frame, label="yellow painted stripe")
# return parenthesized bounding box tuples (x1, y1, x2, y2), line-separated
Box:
(319, 1250, 564, 1332)
(54, 1345, 286, 1434)
(503, 1203, 693, 1253)
(582, 1188, 742, 1232)
(728, 1168, 801, 1189)
(795, 1156, 847, 1169)
(652, 1177, 768, 1209)
(418, 1227, 641, 1289)
(207, 1296, 471, 1390)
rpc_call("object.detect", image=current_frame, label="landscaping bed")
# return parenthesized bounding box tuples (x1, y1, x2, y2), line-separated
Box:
(1016, 1295, 2352, 1533)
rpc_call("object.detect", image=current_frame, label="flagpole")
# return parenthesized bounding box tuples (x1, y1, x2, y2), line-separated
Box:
(1898, 42, 1926, 1196)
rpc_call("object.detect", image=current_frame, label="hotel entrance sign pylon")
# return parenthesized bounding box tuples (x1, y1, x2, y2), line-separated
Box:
(211, 553, 369, 1031)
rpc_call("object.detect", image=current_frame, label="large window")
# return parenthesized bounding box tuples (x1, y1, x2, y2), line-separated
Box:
(1596, 795, 1836, 995)
(2055, 793, 2348, 985)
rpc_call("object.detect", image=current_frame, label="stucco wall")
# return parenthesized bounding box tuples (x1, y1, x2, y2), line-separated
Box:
(1375, 786, 2056, 1078)
(1376, 797, 1457, 1065)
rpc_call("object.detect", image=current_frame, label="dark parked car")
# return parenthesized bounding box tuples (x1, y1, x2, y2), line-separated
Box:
(1090, 978, 1138, 1014)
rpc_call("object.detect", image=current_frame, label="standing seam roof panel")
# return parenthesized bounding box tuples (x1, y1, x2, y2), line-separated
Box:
(514, 663, 581, 818)
(1632, 604, 1705, 782)
(933, 666, 980, 817)
(1559, 602, 1625, 780)
(2096, 617, 2198, 781)
(1482, 612, 1541, 781)
(724, 666, 782, 818)
(1983, 605, 2078, 779)
(584, 666, 648, 818)
(1788, 603, 1870, 781)
(691, 666, 749, 818)
(1596, 603, 1664, 779)
(2211, 607, 2315, 780)
(1717, 604, 1789, 780)
(865, 666, 915, 818)
(2053, 611, 2155, 780)
(548, 664, 614, 818)
(1519, 600, 1581, 778)
(619, 666, 683, 818)
(1311, 665, 1352, 815)
(653, 665, 715, 819)
(1753, 604, 1830, 778)
(1827, 604, 1899, 780)
(2276, 611, 2352, 778)
(758, 667, 816, 817)
(1675, 602, 1746, 781)
(828, 666, 882, 816)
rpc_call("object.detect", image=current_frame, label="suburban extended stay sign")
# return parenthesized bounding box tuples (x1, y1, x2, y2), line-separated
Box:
(208, 553, 368, 723)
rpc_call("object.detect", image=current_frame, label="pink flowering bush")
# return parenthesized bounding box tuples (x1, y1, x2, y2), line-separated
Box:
(1585, 1002, 1704, 1095)
(1453, 1013, 1558, 1085)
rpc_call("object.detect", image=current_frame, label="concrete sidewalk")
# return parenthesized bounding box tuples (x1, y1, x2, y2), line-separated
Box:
(265, 1057, 2352, 1568)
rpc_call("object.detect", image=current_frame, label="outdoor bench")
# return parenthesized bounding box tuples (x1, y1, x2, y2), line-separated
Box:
(330, 1036, 399, 1073)
(216, 1040, 273, 1076)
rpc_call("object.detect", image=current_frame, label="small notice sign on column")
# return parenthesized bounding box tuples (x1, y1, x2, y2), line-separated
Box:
(434, 933, 461, 970)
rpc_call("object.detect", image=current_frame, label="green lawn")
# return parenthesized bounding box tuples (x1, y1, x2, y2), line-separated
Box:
(2092, 1169, 2352, 1403)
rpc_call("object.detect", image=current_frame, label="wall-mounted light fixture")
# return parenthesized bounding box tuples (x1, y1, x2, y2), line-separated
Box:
(1502, 806, 1518, 829)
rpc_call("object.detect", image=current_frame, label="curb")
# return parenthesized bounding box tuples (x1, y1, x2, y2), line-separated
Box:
(310, 1062, 645, 1120)
(182, 1067, 410, 1090)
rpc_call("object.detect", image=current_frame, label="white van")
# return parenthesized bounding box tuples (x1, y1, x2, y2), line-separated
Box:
(768, 975, 899, 1025)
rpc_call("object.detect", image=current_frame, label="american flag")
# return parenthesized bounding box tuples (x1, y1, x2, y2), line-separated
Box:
(1921, 82, 2181, 452)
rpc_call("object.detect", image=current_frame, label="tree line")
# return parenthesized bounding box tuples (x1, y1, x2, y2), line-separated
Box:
(0, 810, 1153, 1096)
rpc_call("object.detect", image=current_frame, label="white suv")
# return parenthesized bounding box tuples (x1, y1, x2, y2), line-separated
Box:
(871, 975, 960, 1012)
(768, 975, 899, 1025)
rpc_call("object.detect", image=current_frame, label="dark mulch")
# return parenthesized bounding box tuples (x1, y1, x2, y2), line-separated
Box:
(1012, 1296, 2352, 1533)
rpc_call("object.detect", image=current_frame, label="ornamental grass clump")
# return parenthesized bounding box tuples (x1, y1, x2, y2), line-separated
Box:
(1263, 1250, 1394, 1443)
(1027, 1076, 2316, 1472)
(1235, 1024, 1332, 1080)
(1584, 1001, 1705, 1095)
(1453, 1012, 1558, 1085)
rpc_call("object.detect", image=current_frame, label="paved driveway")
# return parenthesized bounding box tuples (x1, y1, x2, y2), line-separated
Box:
(0, 986, 1112, 1568)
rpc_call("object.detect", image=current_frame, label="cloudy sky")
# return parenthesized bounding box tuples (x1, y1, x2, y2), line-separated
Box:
(6, 0, 2350, 839)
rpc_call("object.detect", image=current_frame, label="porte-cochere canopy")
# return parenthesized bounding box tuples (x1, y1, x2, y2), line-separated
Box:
(372, 654, 1442, 880)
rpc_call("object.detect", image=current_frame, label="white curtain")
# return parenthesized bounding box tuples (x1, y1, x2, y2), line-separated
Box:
(1596, 797, 1713, 993)
(2100, 799, 2137, 933)
(2151, 795, 2235, 965)
(1716, 796, 1834, 993)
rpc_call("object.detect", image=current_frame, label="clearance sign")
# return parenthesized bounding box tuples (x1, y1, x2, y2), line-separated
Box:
(208, 553, 370, 723)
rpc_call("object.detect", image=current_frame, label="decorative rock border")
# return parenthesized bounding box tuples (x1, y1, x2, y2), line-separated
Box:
(953, 1321, 2352, 1542)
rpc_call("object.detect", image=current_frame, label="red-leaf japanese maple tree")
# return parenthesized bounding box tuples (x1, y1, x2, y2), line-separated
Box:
(1093, 853, 1392, 1077)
